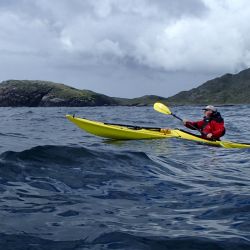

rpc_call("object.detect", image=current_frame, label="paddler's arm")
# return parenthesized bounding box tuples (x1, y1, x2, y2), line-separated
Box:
(203, 124, 225, 140)
(183, 120, 203, 130)
(210, 123, 226, 139)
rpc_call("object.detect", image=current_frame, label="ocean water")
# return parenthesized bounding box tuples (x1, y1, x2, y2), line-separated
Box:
(0, 105, 250, 250)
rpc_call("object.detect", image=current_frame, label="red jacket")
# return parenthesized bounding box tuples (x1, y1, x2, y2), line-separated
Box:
(185, 113, 226, 140)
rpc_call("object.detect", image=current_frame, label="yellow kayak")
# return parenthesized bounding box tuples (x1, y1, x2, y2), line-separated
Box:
(66, 115, 250, 149)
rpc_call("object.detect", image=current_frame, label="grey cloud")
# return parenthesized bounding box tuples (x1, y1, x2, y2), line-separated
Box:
(1, 0, 250, 97)
(0, 0, 208, 58)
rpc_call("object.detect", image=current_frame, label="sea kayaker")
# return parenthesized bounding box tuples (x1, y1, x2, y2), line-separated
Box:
(183, 105, 226, 140)
(161, 105, 226, 140)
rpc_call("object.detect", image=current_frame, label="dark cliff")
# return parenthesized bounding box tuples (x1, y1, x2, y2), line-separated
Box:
(1, 68, 250, 107)
(0, 80, 119, 107)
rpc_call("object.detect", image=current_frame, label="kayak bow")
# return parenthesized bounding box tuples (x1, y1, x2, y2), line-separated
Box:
(66, 115, 250, 148)
(66, 115, 168, 140)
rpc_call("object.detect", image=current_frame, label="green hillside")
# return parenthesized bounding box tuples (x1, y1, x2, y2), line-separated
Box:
(1, 68, 250, 107)
(166, 68, 250, 104)
(0, 80, 119, 107)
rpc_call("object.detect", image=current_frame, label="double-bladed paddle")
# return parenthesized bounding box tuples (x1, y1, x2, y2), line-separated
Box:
(153, 102, 245, 148)
(153, 102, 203, 134)
(153, 102, 183, 122)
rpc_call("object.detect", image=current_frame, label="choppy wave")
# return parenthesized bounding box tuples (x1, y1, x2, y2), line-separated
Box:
(0, 145, 249, 249)
(1, 106, 250, 249)
(0, 232, 249, 250)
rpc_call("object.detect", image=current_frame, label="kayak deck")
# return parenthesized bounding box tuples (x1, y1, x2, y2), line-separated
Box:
(66, 115, 250, 148)
(66, 115, 170, 140)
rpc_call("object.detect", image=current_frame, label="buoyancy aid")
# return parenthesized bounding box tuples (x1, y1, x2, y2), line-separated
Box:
(185, 112, 226, 140)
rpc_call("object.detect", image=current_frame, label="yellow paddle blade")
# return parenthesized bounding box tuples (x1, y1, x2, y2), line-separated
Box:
(153, 102, 172, 115)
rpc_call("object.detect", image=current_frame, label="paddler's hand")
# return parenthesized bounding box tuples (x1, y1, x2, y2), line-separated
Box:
(206, 133, 213, 139)
(161, 128, 171, 134)
(183, 119, 188, 126)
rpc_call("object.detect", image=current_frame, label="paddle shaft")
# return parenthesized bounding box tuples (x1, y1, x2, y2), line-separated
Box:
(171, 113, 183, 122)
(171, 112, 203, 134)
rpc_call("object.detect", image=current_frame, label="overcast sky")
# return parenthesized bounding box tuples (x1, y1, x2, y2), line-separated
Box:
(1, 0, 250, 98)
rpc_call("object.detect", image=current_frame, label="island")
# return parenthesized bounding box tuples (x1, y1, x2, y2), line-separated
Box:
(1, 68, 250, 107)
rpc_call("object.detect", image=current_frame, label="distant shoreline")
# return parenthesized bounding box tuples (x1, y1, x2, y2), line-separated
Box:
(1, 68, 250, 107)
